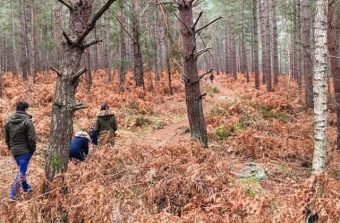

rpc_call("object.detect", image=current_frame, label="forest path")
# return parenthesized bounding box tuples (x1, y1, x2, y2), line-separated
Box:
(130, 74, 239, 148)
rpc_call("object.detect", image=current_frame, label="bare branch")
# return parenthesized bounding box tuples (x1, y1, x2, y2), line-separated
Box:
(71, 67, 87, 81)
(195, 16, 223, 34)
(83, 39, 103, 48)
(194, 47, 212, 60)
(62, 29, 74, 45)
(51, 66, 62, 77)
(72, 102, 88, 111)
(197, 69, 214, 83)
(57, 0, 74, 11)
(199, 92, 207, 100)
(192, 0, 205, 7)
(77, 0, 117, 43)
(192, 11, 203, 30)
(174, 13, 193, 35)
(110, 10, 136, 42)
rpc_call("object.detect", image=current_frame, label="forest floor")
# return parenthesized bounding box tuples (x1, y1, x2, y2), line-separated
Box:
(0, 71, 339, 222)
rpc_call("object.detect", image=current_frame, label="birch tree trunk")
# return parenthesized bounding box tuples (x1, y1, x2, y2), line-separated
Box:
(178, 1, 208, 148)
(312, 0, 328, 173)
(328, 0, 340, 150)
(303, 0, 314, 109)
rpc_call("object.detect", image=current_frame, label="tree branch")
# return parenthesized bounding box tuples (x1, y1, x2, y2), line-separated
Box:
(199, 92, 207, 100)
(77, 0, 117, 43)
(71, 67, 87, 82)
(57, 0, 74, 11)
(174, 13, 193, 35)
(192, 11, 203, 30)
(72, 102, 88, 111)
(51, 66, 63, 77)
(196, 69, 214, 83)
(192, 0, 205, 7)
(111, 10, 136, 43)
(194, 47, 212, 60)
(62, 29, 74, 45)
(83, 39, 103, 48)
(195, 16, 223, 34)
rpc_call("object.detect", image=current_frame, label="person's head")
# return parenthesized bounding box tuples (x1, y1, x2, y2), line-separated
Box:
(100, 103, 109, 111)
(16, 101, 29, 112)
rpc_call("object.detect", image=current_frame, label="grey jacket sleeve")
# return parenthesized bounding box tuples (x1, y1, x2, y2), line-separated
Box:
(5, 121, 10, 149)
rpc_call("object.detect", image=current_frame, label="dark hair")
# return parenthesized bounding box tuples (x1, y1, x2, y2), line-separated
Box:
(100, 103, 109, 111)
(16, 101, 29, 111)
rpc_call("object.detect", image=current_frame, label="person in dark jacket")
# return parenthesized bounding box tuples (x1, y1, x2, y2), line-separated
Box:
(94, 103, 118, 146)
(69, 131, 91, 161)
(5, 101, 36, 202)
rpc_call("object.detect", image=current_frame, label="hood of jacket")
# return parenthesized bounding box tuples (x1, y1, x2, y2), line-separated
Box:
(97, 110, 114, 117)
(8, 111, 32, 124)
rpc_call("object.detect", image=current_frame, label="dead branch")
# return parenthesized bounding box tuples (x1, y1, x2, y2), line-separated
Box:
(194, 47, 212, 60)
(192, 11, 203, 30)
(62, 30, 74, 45)
(71, 67, 87, 81)
(57, 0, 74, 11)
(77, 0, 117, 43)
(199, 92, 207, 99)
(72, 102, 88, 111)
(83, 39, 103, 48)
(195, 16, 223, 34)
(174, 13, 193, 35)
(51, 66, 63, 77)
(193, 0, 205, 7)
(197, 69, 214, 83)
(110, 10, 135, 43)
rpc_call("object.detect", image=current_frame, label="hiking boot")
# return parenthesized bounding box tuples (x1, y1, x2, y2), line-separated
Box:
(9, 197, 18, 203)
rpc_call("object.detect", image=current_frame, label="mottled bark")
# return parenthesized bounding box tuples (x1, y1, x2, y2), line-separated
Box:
(264, 0, 272, 91)
(103, 11, 112, 82)
(178, 1, 208, 148)
(312, 0, 328, 173)
(253, 0, 260, 89)
(259, 0, 266, 84)
(328, 0, 340, 150)
(119, 0, 127, 91)
(303, 0, 314, 109)
(10, 0, 19, 75)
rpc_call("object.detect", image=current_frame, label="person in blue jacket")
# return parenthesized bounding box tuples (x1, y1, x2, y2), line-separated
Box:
(69, 131, 91, 161)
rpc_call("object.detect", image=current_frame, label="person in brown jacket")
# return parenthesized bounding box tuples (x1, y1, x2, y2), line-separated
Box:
(94, 103, 118, 146)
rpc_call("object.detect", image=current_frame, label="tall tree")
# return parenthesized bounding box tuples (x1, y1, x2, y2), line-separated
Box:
(19, 0, 30, 81)
(272, 0, 279, 86)
(45, 0, 116, 183)
(302, 0, 314, 109)
(119, 0, 127, 91)
(253, 0, 260, 89)
(264, 0, 272, 91)
(312, 0, 328, 173)
(328, 0, 340, 150)
(176, 0, 221, 148)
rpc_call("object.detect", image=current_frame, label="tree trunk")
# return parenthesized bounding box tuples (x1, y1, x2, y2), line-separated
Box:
(132, 0, 144, 88)
(10, 0, 19, 75)
(119, 0, 127, 91)
(272, 0, 279, 86)
(231, 15, 237, 80)
(264, 0, 272, 91)
(303, 0, 314, 109)
(259, 0, 266, 84)
(103, 10, 112, 82)
(225, 25, 231, 75)
(178, 1, 208, 148)
(19, 0, 30, 81)
(45, 0, 116, 182)
(328, 0, 340, 150)
(253, 0, 260, 89)
(312, 0, 328, 173)
(241, 1, 249, 82)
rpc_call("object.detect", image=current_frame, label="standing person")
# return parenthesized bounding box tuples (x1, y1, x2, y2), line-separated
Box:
(94, 103, 118, 146)
(69, 130, 91, 162)
(5, 101, 36, 202)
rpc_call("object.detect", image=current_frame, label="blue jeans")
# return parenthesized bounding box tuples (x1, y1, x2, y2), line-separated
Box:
(9, 152, 33, 199)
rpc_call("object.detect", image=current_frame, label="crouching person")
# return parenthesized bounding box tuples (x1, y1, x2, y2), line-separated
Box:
(69, 131, 91, 162)
(5, 101, 36, 202)
(94, 103, 118, 146)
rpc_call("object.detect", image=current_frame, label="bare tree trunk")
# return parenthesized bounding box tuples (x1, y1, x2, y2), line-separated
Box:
(241, 1, 249, 82)
(312, 0, 328, 173)
(272, 0, 279, 86)
(54, 4, 63, 66)
(264, 0, 272, 91)
(10, 0, 19, 75)
(155, 8, 160, 81)
(45, 0, 116, 183)
(231, 15, 237, 80)
(253, 0, 260, 89)
(328, 0, 340, 150)
(259, 0, 266, 84)
(225, 26, 231, 75)
(103, 10, 112, 82)
(303, 0, 314, 109)
(132, 0, 144, 88)
(178, 1, 208, 148)
(119, 0, 127, 91)
(19, 0, 30, 81)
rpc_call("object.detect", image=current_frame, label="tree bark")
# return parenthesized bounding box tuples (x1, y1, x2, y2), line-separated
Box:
(303, 0, 314, 109)
(19, 0, 30, 81)
(272, 0, 279, 86)
(328, 0, 340, 150)
(264, 0, 272, 91)
(45, 0, 116, 182)
(132, 0, 144, 87)
(259, 0, 266, 84)
(119, 0, 127, 91)
(103, 9, 112, 82)
(253, 0, 260, 89)
(312, 0, 328, 173)
(178, 1, 208, 148)
(10, 0, 19, 75)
